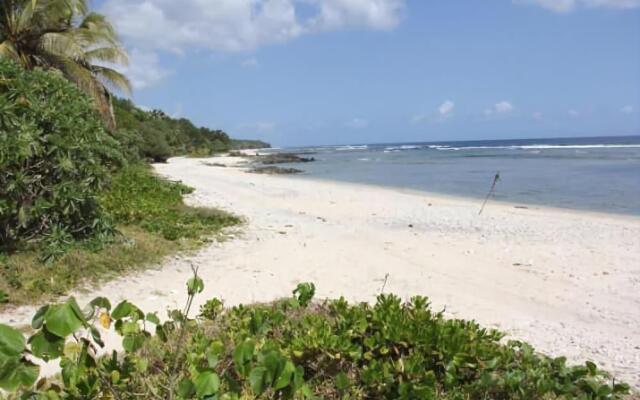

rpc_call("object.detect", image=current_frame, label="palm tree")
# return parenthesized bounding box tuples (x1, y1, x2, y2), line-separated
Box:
(0, 0, 131, 129)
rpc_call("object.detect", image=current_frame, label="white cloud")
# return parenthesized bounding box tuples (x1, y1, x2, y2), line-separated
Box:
(102, 0, 405, 54)
(102, 0, 405, 88)
(621, 105, 634, 114)
(515, 0, 640, 12)
(568, 109, 580, 117)
(241, 58, 259, 68)
(345, 117, 369, 129)
(483, 101, 514, 120)
(411, 100, 455, 124)
(119, 49, 171, 90)
(309, 0, 405, 31)
(438, 100, 455, 117)
(495, 101, 514, 113)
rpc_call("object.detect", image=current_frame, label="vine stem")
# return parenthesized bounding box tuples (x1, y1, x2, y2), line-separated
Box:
(168, 263, 199, 400)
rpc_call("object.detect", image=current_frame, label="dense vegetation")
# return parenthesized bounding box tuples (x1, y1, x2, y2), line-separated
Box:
(0, 59, 247, 308)
(0, 60, 122, 254)
(0, 0, 130, 129)
(230, 139, 271, 151)
(0, 165, 240, 307)
(113, 98, 269, 163)
(0, 276, 630, 399)
(101, 165, 240, 242)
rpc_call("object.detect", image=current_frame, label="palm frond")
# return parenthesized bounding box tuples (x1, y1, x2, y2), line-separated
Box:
(92, 65, 131, 95)
(80, 12, 117, 38)
(0, 40, 20, 62)
(84, 46, 128, 65)
(1, 0, 131, 129)
(39, 31, 84, 59)
(15, 0, 36, 34)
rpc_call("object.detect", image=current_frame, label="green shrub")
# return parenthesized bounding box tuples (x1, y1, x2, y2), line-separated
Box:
(101, 165, 240, 240)
(111, 97, 269, 160)
(0, 60, 122, 252)
(0, 278, 630, 399)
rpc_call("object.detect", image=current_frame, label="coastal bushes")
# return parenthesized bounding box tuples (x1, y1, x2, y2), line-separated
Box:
(0, 166, 239, 307)
(101, 165, 240, 241)
(0, 60, 122, 252)
(0, 277, 630, 399)
(0, 61, 242, 307)
(112, 98, 268, 162)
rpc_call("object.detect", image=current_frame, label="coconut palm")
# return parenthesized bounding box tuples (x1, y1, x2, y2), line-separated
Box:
(0, 0, 131, 129)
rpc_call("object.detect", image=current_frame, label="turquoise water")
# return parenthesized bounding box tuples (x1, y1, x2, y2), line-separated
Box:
(281, 136, 640, 215)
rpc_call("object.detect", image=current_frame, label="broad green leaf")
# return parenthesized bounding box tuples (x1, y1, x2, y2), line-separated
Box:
(0, 358, 39, 391)
(194, 371, 220, 398)
(89, 297, 111, 311)
(112, 300, 143, 320)
(249, 366, 267, 396)
(31, 305, 49, 330)
(176, 378, 195, 398)
(122, 333, 145, 353)
(44, 303, 83, 338)
(233, 339, 255, 377)
(274, 360, 296, 390)
(0, 324, 25, 357)
(187, 276, 204, 295)
(28, 329, 64, 361)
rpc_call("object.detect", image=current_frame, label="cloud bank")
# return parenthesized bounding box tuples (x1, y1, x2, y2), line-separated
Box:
(485, 101, 514, 116)
(102, 0, 405, 54)
(515, 0, 640, 13)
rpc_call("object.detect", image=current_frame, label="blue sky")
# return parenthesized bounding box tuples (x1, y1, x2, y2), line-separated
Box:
(98, 0, 640, 146)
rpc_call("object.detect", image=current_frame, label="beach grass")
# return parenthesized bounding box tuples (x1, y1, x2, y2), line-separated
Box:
(0, 227, 178, 307)
(0, 165, 241, 309)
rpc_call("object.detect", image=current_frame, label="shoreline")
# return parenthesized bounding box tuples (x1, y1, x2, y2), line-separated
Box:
(209, 153, 640, 221)
(2, 155, 639, 388)
(284, 171, 640, 222)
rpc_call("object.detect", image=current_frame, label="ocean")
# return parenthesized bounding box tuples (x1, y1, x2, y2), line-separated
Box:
(278, 135, 640, 215)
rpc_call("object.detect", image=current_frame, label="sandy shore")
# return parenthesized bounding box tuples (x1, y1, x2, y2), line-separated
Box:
(2, 155, 639, 387)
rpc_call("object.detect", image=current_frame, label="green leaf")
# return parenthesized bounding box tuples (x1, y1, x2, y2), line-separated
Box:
(145, 312, 160, 325)
(122, 334, 145, 353)
(155, 324, 167, 342)
(249, 366, 267, 396)
(585, 360, 597, 376)
(89, 326, 104, 348)
(0, 324, 25, 357)
(292, 283, 315, 307)
(112, 300, 143, 320)
(233, 339, 255, 377)
(89, 297, 111, 311)
(44, 303, 83, 338)
(31, 305, 49, 330)
(28, 329, 64, 361)
(274, 360, 296, 390)
(0, 358, 39, 391)
(335, 372, 350, 391)
(194, 371, 220, 398)
(187, 276, 205, 295)
(176, 378, 195, 398)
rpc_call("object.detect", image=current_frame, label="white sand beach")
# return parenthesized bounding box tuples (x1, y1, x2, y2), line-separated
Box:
(2, 155, 639, 387)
